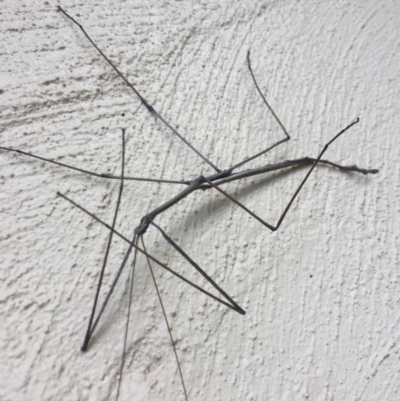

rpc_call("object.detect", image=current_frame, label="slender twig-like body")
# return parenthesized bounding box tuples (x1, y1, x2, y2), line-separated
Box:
(0, 7, 379, 401)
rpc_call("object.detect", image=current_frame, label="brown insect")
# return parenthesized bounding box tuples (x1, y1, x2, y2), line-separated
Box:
(1, 5, 379, 401)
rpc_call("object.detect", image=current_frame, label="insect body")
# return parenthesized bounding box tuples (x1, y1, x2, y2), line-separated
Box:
(0, 6, 379, 401)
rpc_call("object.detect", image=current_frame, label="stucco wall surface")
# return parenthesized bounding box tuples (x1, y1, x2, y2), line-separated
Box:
(1, 1, 399, 400)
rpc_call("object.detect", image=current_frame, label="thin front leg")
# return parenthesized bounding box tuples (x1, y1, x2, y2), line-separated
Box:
(86, 233, 137, 345)
(150, 221, 246, 314)
(82, 129, 126, 352)
(230, 51, 290, 171)
(205, 118, 360, 232)
(58, 191, 241, 313)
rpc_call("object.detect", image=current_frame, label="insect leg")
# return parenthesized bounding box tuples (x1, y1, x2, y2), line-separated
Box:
(58, 6, 221, 173)
(151, 221, 245, 315)
(87, 233, 137, 344)
(58, 192, 241, 314)
(0, 145, 186, 184)
(204, 118, 360, 232)
(229, 50, 290, 171)
(81, 129, 126, 351)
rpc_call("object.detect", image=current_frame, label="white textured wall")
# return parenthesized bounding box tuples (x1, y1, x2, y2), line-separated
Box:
(1, 1, 399, 401)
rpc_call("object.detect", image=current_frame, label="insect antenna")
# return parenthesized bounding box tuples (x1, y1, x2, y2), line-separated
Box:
(116, 234, 139, 401)
(141, 236, 189, 401)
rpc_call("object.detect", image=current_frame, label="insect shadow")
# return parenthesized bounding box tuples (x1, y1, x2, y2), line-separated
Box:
(0, 6, 379, 401)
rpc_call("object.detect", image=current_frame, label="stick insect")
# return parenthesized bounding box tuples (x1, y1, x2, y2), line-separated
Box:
(0, 6, 379, 401)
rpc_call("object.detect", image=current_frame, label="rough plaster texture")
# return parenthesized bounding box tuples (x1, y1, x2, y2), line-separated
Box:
(1, 1, 399, 400)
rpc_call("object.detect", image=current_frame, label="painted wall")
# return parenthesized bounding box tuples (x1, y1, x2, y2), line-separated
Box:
(1, 1, 399, 400)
